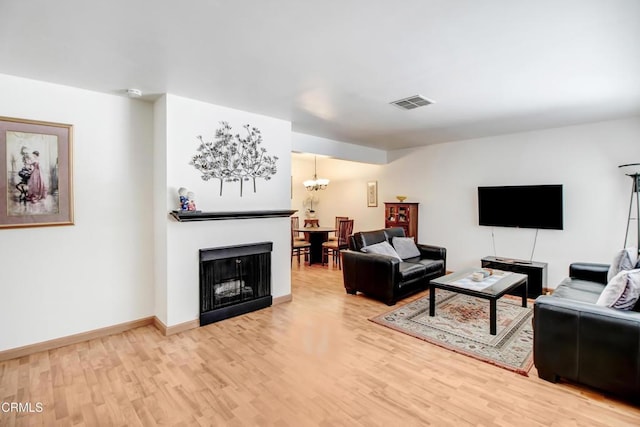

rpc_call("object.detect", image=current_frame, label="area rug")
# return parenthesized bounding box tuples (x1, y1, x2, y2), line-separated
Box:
(369, 291, 534, 375)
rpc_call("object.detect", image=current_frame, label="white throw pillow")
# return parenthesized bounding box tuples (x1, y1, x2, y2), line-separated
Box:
(607, 248, 638, 282)
(597, 269, 640, 310)
(361, 241, 403, 261)
(392, 236, 421, 260)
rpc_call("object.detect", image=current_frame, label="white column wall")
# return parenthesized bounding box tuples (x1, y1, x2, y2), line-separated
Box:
(153, 96, 169, 324)
(158, 95, 292, 326)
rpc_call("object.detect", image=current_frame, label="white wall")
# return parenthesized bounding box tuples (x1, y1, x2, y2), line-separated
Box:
(291, 154, 383, 234)
(292, 132, 387, 164)
(0, 74, 154, 351)
(157, 94, 292, 326)
(383, 117, 640, 287)
(153, 97, 168, 324)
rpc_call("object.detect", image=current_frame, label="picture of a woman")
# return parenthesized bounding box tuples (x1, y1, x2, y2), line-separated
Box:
(27, 150, 47, 202)
(4, 124, 67, 222)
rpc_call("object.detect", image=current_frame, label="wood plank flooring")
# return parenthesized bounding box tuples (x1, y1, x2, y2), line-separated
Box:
(1, 264, 639, 426)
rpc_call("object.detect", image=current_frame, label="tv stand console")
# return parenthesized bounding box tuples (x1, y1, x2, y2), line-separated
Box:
(481, 256, 547, 298)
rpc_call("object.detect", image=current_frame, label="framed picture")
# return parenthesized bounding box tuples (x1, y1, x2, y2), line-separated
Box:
(0, 116, 74, 229)
(367, 180, 378, 207)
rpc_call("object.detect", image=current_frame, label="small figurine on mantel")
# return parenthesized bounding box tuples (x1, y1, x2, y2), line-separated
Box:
(187, 191, 197, 211)
(178, 187, 189, 211)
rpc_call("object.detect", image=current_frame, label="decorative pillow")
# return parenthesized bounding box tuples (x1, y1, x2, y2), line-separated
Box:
(597, 269, 640, 310)
(392, 236, 421, 260)
(607, 248, 638, 282)
(361, 241, 403, 261)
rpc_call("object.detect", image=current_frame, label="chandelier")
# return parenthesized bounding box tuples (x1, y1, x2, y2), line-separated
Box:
(304, 156, 329, 191)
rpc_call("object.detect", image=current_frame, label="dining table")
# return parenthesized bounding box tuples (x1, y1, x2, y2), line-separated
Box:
(293, 226, 336, 264)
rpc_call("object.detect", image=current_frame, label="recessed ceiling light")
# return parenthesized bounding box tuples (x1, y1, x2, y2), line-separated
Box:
(390, 95, 435, 110)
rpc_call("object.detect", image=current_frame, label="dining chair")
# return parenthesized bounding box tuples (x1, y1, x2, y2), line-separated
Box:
(291, 216, 306, 241)
(322, 219, 354, 269)
(291, 221, 311, 265)
(328, 216, 349, 241)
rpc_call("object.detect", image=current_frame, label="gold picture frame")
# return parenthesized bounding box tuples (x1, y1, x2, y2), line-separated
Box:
(367, 180, 378, 207)
(0, 116, 74, 229)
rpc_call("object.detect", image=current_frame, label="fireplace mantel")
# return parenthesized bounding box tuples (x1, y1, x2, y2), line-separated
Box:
(170, 209, 297, 222)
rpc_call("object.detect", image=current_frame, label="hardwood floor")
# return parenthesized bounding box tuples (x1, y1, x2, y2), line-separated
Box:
(1, 264, 639, 426)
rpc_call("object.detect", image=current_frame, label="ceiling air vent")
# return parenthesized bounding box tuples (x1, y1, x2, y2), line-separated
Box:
(390, 95, 435, 110)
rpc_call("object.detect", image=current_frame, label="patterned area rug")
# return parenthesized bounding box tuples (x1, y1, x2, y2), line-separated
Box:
(370, 290, 534, 375)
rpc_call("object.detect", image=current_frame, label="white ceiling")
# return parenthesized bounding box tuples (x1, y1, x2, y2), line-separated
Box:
(1, 0, 639, 150)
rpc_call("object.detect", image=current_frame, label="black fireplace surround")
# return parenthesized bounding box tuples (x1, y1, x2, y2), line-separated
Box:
(199, 242, 272, 326)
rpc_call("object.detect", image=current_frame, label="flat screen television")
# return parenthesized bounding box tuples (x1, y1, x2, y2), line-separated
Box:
(478, 185, 563, 230)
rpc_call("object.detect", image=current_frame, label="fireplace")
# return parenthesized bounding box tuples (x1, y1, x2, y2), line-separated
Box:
(199, 241, 272, 326)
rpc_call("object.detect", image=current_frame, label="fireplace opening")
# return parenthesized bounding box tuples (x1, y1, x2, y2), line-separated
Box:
(200, 242, 272, 326)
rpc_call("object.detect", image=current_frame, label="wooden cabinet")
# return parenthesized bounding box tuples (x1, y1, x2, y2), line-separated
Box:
(384, 202, 419, 239)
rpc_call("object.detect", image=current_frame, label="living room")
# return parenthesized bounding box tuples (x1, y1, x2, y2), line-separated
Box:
(1, 1, 640, 425)
(291, 118, 636, 289)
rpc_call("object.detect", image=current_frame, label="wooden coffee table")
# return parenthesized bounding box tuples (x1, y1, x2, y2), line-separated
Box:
(429, 268, 528, 335)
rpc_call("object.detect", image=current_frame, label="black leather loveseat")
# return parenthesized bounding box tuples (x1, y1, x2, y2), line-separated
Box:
(533, 262, 640, 400)
(341, 227, 446, 305)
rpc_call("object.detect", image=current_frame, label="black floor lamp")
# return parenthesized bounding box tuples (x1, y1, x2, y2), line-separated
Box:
(619, 163, 640, 254)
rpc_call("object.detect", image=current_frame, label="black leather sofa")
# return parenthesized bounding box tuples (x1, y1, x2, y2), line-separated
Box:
(341, 227, 446, 305)
(533, 262, 640, 400)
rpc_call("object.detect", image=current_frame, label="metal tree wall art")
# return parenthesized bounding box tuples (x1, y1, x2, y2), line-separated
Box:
(190, 121, 278, 196)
